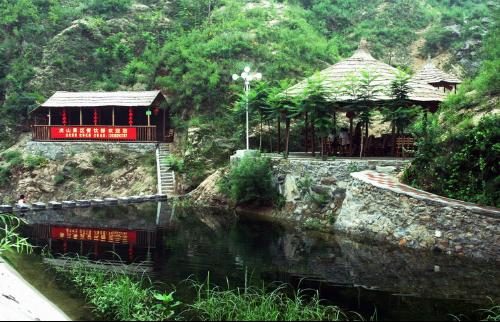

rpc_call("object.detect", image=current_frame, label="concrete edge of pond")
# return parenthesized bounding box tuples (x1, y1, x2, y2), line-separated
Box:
(0, 257, 71, 321)
(0, 193, 169, 215)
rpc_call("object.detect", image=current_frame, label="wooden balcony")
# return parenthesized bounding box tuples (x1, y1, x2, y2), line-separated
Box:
(32, 125, 158, 142)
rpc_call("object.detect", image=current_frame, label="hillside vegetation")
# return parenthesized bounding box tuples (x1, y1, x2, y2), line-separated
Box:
(0, 0, 498, 205)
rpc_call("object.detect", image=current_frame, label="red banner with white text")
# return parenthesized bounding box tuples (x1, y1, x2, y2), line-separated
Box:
(50, 126, 137, 140)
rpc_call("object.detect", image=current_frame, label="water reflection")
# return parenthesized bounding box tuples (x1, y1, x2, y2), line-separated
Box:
(18, 202, 499, 321)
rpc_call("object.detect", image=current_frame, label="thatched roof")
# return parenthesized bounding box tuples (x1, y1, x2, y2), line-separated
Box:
(412, 58, 462, 85)
(285, 40, 446, 106)
(40, 91, 164, 108)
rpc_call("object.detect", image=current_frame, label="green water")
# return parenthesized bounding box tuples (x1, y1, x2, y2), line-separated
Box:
(8, 202, 500, 321)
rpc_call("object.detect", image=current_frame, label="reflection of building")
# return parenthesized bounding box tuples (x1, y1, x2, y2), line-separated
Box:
(24, 203, 170, 264)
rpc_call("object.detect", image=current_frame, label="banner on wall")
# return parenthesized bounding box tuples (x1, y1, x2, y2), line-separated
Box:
(50, 126, 137, 140)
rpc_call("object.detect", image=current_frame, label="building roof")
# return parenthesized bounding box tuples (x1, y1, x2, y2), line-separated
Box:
(412, 58, 462, 85)
(39, 90, 165, 108)
(285, 40, 446, 106)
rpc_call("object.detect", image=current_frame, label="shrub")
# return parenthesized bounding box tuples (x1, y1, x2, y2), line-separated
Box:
(219, 156, 278, 206)
(91, 152, 128, 175)
(0, 166, 11, 185)
(24, 155, 48, 170)
(54, 173, 66, 185)
(1, 150, 23, 168)
(403, 115, 499, 207)
(164, 154, 184, 172)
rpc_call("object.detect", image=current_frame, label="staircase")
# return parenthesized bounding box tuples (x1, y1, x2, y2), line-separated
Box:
(156, 143, 176, 196)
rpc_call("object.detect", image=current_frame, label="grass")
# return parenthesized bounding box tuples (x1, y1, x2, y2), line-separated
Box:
(0, 215, 32, 256)
(187, 272, 350, 321)
(479, 301, 500, 321)
(56, 257, 181, 321)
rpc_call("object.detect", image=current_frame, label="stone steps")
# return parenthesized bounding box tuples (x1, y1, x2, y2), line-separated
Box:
(156, 143, 175, 195)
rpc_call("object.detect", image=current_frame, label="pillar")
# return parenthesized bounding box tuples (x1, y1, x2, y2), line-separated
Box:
(93, 108, 98, 126)
(128, 107, 134, 126)
(80, 108, 83, 126)
(48, 108, 52, 126)
(112, 107, 115, 126)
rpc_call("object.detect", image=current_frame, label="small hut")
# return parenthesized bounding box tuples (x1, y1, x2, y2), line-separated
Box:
(30, 91, 172, 142)
(412, 58, 462, 92)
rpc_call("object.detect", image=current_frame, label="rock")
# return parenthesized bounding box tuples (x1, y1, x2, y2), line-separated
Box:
(62, 201, 76, 208)
(91, 199, 104, 206)
(76, 200, 91, 207)
(48, 201, 62, 209)
(104, 198, 118, 205)
(155, 194, 168, 201)
(375, 166, 396, 174)
(0, 205, 13, 213)
(32, 202, 47, 210)
(118, 197, 132, 203)
(311, 185, 330, 195)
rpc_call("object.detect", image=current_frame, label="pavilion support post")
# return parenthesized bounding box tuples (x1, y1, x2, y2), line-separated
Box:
(305, 112, 309, 153)
(423, 110, 428, 139)
(277, 116, 281, 154)
(391, 122, 396, 156)
(112, 107, 115, 126)
(312, 122, 316, 157)
(79, 108, 83, 126)
(48, 108, 52, 126)
(285, 117, 290, 159)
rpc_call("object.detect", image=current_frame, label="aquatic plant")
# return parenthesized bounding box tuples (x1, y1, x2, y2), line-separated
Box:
(187, 273, 348, 321)
(479, 301, 500, 321)
(0, 215, 32, 256)
(58, 259, 181, 321)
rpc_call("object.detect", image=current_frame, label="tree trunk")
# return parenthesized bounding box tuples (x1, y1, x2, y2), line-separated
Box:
(277, 116, 281, 154)
(259, 112, 263, 151)
(285, 117, 291, 159)
(305, 112, 309, 153)
(268, 119, 273, 153)
(311, 121, 316, 157)
(391, 122, 396, 156)
(364, 120, 369, 157)
(321, 137, 328, 160)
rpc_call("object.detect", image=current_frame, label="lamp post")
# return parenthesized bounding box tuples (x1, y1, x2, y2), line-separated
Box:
(232, 66, 262, 150)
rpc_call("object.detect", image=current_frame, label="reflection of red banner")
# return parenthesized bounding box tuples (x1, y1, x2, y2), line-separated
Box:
(51, 227, 137, 245)
(50, 126, 137, 140)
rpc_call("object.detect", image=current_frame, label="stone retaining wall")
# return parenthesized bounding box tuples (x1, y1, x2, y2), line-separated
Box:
(273, 159, 409, 224)
(335, 171, 500, 261)
(27, 141, 156, 159)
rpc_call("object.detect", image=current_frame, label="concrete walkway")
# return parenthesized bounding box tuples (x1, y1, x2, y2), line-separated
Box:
(0, 258, 70, 321)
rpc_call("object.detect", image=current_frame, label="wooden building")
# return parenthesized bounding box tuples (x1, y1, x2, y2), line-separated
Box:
(30, 91, 173, 142)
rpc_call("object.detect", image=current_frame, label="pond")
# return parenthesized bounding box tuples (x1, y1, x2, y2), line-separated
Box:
(7, 202, 500, 321)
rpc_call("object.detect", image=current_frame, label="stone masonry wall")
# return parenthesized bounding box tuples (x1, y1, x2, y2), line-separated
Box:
(272, 159, 409, 225)
(335, 171, 500, 262)
(27, 141, 156, 160)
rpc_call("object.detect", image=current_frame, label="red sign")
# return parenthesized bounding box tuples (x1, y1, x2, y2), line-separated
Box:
(51, 226, 137, 245)
(50, 126, 137, 140)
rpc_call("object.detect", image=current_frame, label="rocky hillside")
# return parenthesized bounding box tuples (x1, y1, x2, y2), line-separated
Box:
(0, 134, 157, 204)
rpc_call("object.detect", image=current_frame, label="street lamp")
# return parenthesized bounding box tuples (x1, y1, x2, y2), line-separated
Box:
(232, 66, 262, 150)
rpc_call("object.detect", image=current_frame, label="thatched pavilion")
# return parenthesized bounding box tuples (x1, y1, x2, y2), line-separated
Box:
(412, 58, 462, 92)
(284, 39, 447, 157)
